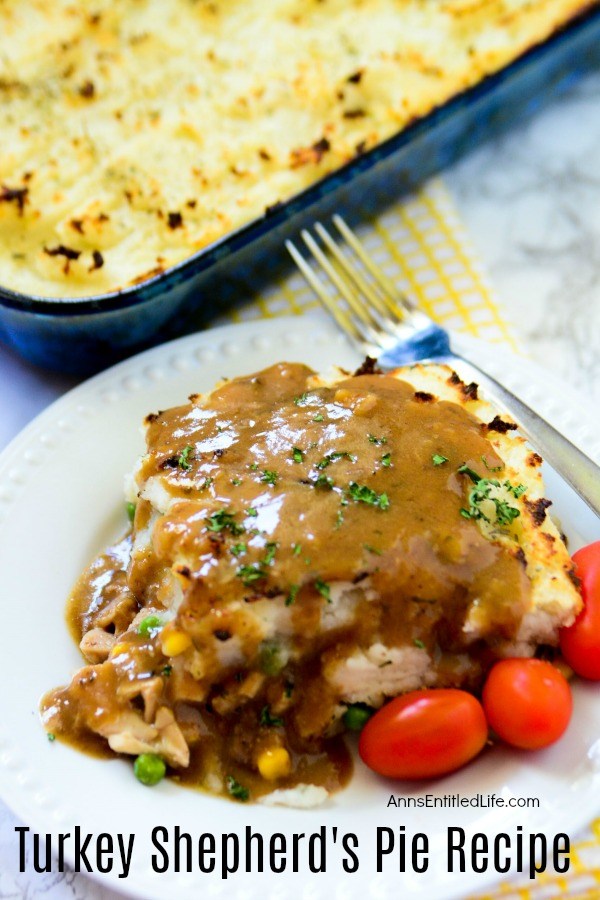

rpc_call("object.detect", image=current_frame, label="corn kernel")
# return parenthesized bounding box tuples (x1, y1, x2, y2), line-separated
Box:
(353, 393, 378, 416)
(161, 629, 192, 657)
(333, 388, 353, 405)
(257, 747, 291, 781)
(110, 642, 129, 658)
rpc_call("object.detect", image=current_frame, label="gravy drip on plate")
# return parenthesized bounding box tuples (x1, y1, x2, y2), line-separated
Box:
(42, 363, 530, 800)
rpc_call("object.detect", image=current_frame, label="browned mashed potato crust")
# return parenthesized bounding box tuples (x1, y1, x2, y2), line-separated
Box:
(41, 362, 581, 804)
(0, 0, 595, 297)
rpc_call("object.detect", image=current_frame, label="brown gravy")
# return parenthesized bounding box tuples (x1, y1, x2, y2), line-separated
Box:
(42, 363, 530, 802)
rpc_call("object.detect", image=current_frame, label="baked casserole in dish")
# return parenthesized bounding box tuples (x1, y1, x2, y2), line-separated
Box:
(0, 0, 597, 297)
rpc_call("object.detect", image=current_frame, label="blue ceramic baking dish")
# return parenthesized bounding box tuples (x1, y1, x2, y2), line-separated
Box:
(2, 4, 600, 375)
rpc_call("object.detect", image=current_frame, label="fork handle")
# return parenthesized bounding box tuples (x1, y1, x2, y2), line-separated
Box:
(444, 353, 600, 518)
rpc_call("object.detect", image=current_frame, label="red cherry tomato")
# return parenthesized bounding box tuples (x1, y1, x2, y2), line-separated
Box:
(482, 658, 572, 750)
(560, 541, 600, 680)
(358, 689, 488, 780)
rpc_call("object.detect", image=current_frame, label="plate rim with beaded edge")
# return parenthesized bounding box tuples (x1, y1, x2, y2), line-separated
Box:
(0, 313, 599, 900)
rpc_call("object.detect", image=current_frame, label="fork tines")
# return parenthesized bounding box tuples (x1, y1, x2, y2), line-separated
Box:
(286, 215, 414, 350)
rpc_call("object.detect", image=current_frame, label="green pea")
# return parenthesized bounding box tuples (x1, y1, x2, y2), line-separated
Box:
(137, 615, 163, 636)
(259, 641, 283, 676)
(126, 501, 136, 524)
(134, 753, 166, 786)
(343, 704, 373, 732)
(226, 775, 250, 802)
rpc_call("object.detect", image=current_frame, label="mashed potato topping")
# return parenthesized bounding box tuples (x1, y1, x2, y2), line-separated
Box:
(0, 0, 592, 297)
(41, 362, 581, 804)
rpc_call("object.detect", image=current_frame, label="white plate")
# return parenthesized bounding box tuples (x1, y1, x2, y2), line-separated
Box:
(0, 314, 599, 900)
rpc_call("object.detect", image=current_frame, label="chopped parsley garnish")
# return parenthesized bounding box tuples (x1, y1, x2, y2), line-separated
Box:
(259, 705, 284, 727)
(177, 445, 194, 470)
(249, 462, 259, 471)
(458, 465, 483, 483)
(264, 541, 278, 564)
(494, 500, 521, 525)
(162, 665, 172, 677)
(509, 483, 527, 499)
(206, 509, 245, 535)
(314, 474, 334, 490)
(231, 478, 242, 486)
(414, 639, 425, 649)
(432, 454, 449, 466)
(368, 434, 387, 445)
(237, 543, 276, 584)
(47, 733, 56, 742)
(286, 584, 300, 606)
(294, 392, 311, 406)
(381, 453, 391, 467)
(481, 455, 503, 472)
(347, 482, 390, 509)
(226, 775, 249, 802)
(261, 469, 279, 485)
(292, 543, 302, 556)
(458, 466, 525, 526)
(316, 451, 356, 469)
(236, 563, 267, 586)
(201, 476, 213, 489)
(364, 544, 382, 555)
(292, 447, 304, 463)
(230, 542, 247, 557)
(138, 615, 164, 637)
(246, 507, 258, 517)
(126, 501, 136, 523)
(315, 578, 331, 602)
(312, 413, 324, 422)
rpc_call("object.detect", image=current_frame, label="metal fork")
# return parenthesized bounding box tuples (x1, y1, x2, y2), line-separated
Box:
(286, 215, 600, 518)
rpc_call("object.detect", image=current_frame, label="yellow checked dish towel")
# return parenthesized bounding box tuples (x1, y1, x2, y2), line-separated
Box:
(215, 179, 517, 351)
(215, 177, 600, 900)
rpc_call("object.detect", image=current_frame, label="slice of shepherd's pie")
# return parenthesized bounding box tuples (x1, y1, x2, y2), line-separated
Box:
(41, 362, 581, 805)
